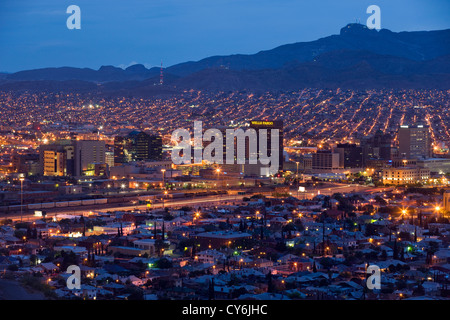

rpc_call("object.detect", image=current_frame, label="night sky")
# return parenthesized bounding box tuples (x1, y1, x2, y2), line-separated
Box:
(0, 0, 449, 72)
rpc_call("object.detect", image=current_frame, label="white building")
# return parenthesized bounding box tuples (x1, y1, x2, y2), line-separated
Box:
(382, 167, 430, 185)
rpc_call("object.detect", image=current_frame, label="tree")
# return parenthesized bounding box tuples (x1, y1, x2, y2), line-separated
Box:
(155, 257, 172, 269)
(294, 219, 304, 232)
(413, 282, 425, 296)
(239, 220, 245, 232)
(7, 264, 19, 271)
(208, 279, 215, 300)
(319, 257, 334, 270)
(163, 213, 174, 221)
(14, 230, 26, 239)
(266, 272, 274, 293)
(275, 241, 286, 252)
(374, 195, 387, 206)
(393, 239, 399, 260)
(30, 254, 38, 266)
(425, 242, 439, 265)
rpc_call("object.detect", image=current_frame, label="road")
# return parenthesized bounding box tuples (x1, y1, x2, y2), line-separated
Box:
(2, 194, 247, 222)
(1, 183, 389, 222)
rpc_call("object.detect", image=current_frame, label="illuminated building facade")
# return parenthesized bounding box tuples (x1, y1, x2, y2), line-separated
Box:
(398, 124, 432, 159)
(382, 167, 430, 185)
(249, 120, 284, 172)
(39, 140, 75, 176)
(444, 190, 450, 212)
(114, 131, 162, 164)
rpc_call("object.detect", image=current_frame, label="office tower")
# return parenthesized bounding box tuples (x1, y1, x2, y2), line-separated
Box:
(39, 140, 75, 176)
(312, 150, 340, 171)
(114, 131, 163, 164)
(74, 140, 106, 176)
(362, 130, 392, 165)
(444, 190, 450, 212)
(249, 120, 284, 171)
(334, 143, 363, 168)
(43, 150, 66, 176)
(114, 135, 132, 164)
(105, 151, 115, 168)
(398, 124, 432, 159)
(12, 153, 39, 174)
(139, 132, 163, 161)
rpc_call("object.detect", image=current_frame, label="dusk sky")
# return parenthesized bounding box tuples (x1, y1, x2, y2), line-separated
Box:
(0, 0, 449, 72)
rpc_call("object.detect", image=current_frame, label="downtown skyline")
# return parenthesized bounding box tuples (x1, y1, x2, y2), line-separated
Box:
(0, 0, 450, 305)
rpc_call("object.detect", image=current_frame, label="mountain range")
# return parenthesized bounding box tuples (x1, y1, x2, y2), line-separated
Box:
(1, 23, 450, 94)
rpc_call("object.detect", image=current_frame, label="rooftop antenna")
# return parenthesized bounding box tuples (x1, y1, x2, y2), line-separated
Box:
(160, 60, 164, 85)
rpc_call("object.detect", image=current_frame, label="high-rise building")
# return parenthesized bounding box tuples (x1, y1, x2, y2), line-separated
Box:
(249, 120, 284, 172)
(334, 143, 363, 168)
(39, 139, 105, 177)
(114, 131, 163, 164)
(43, 150, 66, 176)
(312, 151, 340, 171)
(12, 153, 39, 175)
(444, 190, 450, 212)
(114, 135, 132, 164)
(136, 132, 163, 161)
(39, 140, 75, 176)
(74, 140, 106, 176)
(398, 124, 432, 159)
(105, 151, 115, 168)
(361, 130, 392, 165)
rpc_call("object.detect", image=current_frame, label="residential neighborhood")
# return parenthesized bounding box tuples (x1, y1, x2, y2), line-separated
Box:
(1, 186, 449, 300)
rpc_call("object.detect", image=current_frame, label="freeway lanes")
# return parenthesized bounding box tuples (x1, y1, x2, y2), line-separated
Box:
(1, 194, 246, 222)
(1, 183, 390, 222)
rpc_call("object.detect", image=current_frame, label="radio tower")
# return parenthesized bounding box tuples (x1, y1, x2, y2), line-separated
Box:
(159, 60, 164, 85)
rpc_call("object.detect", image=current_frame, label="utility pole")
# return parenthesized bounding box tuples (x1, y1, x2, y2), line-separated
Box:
(19, 176, 24, 222)
(161, 169, 166, 189)
(162, 190, 168, 210)
(296, 161, 299, 199)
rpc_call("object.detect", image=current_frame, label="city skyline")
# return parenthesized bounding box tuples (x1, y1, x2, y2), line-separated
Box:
(1, 0, 450, 305)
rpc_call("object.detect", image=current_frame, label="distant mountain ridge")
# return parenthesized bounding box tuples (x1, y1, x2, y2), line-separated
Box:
(2, 23, 450, 92)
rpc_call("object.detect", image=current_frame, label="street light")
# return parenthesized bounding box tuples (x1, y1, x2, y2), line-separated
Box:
(19, 176, 24, 222)
(401, 208, 407, 221)
(216, 167, 221, 187)
(163, 190, 168, 209)
(161, 169, 166, 189)
(295, 162, 299, 199)
(216, 168, 221, 199)
(435, 206, 441, 219)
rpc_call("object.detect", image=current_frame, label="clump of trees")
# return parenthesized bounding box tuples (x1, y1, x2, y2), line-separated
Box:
(21, 275, 57, 299)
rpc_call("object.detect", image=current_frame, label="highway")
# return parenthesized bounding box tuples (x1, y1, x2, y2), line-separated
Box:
(1, 194, 246, 222)
(1, 183, 390, 222)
